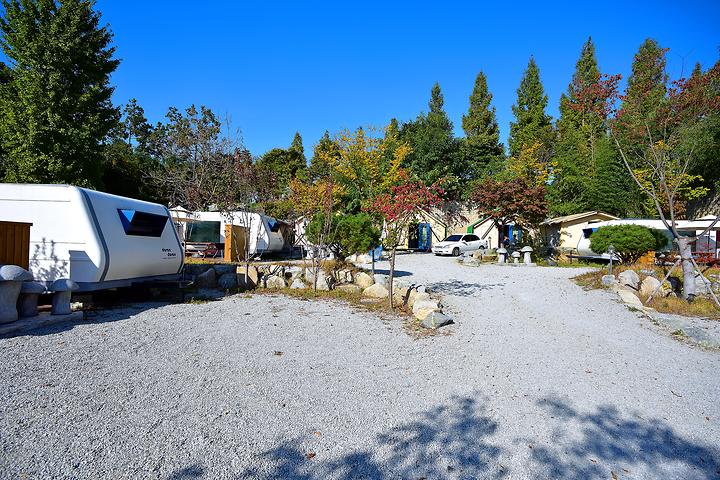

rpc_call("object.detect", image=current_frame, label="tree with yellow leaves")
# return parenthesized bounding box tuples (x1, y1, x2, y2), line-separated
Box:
(504, 142, 554, 187)
(320, 125, 408, 212)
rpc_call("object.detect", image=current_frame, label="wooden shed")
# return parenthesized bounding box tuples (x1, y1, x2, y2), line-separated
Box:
(0, 221, 33, 270)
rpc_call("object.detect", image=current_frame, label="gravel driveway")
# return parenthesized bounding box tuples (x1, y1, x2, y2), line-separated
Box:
(2, 254, 719, 479)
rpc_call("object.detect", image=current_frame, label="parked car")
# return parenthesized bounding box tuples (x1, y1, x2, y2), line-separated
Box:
(432, 234, 488, 256)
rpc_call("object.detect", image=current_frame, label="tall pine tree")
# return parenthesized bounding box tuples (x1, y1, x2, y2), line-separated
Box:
(308, 130, 340, 181)
(615, 38, 669, 215)
(461, 71, 504, 179)
(0, 0, 119, 188)
(508, 57, 553, 158)
(549, 38, 629, 216)
(400, 83, 464, 198)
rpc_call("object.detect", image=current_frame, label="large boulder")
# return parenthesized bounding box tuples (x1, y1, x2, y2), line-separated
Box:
(306, 270, 332, 290)
(363, 283, 389, 299)
(618, 270, 640, 290)
(335, 284, 362, 295)
(639, 276, 662, 298)
(601, 275, 617, 287)
(373, 274, 389, 287)
(421, 311, 453, 329)
(412, 299, 441, 316)
(356, 254, 372, 264)
(265, 275, 287, 289)
(617, 289, 644, 310)
(355, 272, 375, 289)
(195, 268, 217, 288)
(217, 272, 238, 289)
(212, 264, 236, 276)
(289, 278, 307, 290)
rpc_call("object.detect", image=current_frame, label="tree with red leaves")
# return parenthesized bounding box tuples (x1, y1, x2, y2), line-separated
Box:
(587, 46, 720, 303)
(366, 171, 445, 308)
(471, 177, 548, 247)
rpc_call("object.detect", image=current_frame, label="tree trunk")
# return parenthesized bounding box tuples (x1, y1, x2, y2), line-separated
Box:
(677, 236, 696, 301)
(388, 246, 396, 309)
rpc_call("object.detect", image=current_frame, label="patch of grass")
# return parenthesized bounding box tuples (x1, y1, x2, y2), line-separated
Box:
(573, 268, 720, 319)
(185, 296, 216, 304)
(644, 294, 720, 319)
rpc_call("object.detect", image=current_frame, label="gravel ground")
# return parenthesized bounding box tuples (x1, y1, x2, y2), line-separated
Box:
(1, 253, 719, 479)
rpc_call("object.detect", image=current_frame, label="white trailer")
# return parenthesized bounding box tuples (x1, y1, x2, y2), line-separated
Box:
(0, 184, 184, 291)
(576, 218, 720, 259)
(168, 208, 289, 256)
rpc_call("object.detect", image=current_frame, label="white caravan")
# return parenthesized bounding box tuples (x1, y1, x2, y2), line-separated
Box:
(0, 184, 183, 291)
(576, 218, 719, 259)
(168, 208, 288, 256)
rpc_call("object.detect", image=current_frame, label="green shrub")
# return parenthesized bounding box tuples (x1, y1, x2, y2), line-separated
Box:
(306, 213, 380, 257)
(590, 225, 657, 264)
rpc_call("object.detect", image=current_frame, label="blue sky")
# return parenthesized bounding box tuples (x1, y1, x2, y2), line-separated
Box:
(98, 1, 720, 157)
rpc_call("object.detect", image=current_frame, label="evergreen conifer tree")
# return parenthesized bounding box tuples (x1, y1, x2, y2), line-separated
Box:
(461, 71, 504, 178)
(508, 57, 554, 158)
(0, 0, 119, 187)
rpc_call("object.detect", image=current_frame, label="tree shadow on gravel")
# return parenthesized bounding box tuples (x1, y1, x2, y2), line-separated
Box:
(427, 280, 503, 297)
(526, 396, 720, 479)
(168, 464, 204, 479)
(239, 395, 506, 479)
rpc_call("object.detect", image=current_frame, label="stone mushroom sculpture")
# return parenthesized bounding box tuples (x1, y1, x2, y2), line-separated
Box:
(0, 264, 34, 324)
(511, 251, 521, 264)
(520, 246, 534, 265)
(496, 248, 507, 264)
(18, 281, 46, 318)
(50, 279, 79, 315)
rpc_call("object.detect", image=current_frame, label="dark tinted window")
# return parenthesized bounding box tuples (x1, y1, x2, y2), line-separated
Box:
(465, 235, 479, 241)
(118, 209, 168, 237)
(267, 219, 280, 232)
(186, 221, 221, 243)
(445, 235, 463, 242)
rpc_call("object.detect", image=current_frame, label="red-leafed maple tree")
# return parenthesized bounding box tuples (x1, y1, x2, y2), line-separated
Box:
(366, 171, 445, 308)
(471, 177, 548, 247)
(573, 57, 720, 303)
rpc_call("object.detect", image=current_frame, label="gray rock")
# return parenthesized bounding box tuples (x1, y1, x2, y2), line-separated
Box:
(617, 289, 644, 310)
(335, 284, 361, 295)
(184, 264, 212, 277)
(217, 272, 238, 289)
(373, 274, 389, 287)
(265, 275, 287, 289)
(194, 268, 217, 288)
(354, 272, 375, 289)
(0, 265, 33, 282)
(421, 311, 453, 329)
(212, 264, 237, 276)
(618, 270, 640, 290)
(639, 276, 662, 298)
(412, 299, 441, 316)
(601, 275, 617, 287)
(289, 278, 306, 290)
(362, 283, 389, 299)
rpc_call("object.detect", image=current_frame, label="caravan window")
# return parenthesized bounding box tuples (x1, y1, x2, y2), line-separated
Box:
(267, 219, 281, 232)
(118, 209, 168, 237)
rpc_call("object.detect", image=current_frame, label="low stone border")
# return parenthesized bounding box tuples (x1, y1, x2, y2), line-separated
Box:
(184, 261, 452, 329)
